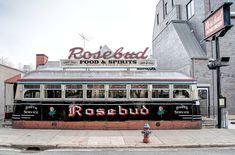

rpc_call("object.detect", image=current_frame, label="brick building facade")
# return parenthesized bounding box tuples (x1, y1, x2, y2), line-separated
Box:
(152, 0, 235, 119)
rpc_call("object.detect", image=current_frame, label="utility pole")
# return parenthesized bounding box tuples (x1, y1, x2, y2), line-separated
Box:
(215, 36, 222, 128)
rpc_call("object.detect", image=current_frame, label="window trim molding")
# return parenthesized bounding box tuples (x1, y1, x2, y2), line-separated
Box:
(186, 0, 195, 20)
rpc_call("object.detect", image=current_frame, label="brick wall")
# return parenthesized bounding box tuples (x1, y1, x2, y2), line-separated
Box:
(12, 121, 202, 130)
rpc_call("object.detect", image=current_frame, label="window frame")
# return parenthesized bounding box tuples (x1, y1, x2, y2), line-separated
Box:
(151, 84, 170, 99)
(130, 84, 149, 99)
(65, 84, 83, 99)
(44, 84, 62, 99)
(186, 0, 195, 20)
(108, 84, 127, 99)
(164, 2, 168, 16)
(173, 85, 191, 100)
(157, 13, 160, 25)
(86, 84, 106, 99)
(23, 85, 41, 99)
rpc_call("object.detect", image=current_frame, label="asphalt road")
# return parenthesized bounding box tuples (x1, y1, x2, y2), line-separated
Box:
(1, 147, 235, 155)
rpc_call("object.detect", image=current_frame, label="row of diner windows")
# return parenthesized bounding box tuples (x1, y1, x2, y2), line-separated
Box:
(22, 84, 192, 99)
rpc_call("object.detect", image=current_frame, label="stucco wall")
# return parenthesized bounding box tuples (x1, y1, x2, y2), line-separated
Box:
(0, 65, 23, 119)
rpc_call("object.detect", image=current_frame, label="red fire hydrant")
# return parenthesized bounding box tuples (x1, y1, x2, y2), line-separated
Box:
(141, 123, 151, 143)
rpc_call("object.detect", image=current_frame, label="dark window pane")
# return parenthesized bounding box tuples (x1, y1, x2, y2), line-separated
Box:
(87, 90, 105, 98)
(152, 85, 169, 89)
(152, 90, 169, 98)
(173, 90, 190, 98)
(130, 90, 148, 98)
(87, 85, 104, 89)
(24, 85, 40, 89)
(109, 90, 127, 98)
(109, 85, 126, 89)
(45, 85, 61, 89)
(24, 90, 40, 98)
(65, 90, 83, 98)
(66, 85, 82, 89)
(174, 85, 190, 89)
(45, 90, 62, 98)
(131, 84, 148, 89)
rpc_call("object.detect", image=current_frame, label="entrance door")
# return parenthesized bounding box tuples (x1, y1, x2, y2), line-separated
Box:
(198, 87, 210, 117)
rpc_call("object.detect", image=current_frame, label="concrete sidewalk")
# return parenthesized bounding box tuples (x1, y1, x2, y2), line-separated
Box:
(0, 128, 235, 149)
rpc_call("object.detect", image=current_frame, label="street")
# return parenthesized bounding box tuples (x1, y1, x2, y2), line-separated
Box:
(1, 147, 235, 155)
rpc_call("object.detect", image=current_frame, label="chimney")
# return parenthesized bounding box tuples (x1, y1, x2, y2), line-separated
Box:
(36, 54, 48, 68)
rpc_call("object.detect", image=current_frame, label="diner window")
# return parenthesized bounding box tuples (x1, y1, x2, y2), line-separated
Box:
(87, 84, 105, 98)
(173, 85, 190, 98)
(24, 85, 40, 98)
(44, 85, 62, 98)
(130, 84, 148, 98)
(152, 85, 169, 98)
(65, 85, 83, 98)
(109, 85, 127, 98)
(186, 0, 194, 19)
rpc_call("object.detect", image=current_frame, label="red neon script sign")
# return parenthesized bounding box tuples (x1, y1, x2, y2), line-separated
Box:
(68, 47, 149, 59)
(68, 105, 150, 117)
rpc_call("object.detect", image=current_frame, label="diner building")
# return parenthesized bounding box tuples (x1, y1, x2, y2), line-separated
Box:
(11, 47, 201, 129)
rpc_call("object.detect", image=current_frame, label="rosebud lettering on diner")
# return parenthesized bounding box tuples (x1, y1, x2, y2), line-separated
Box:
(68, 47, 149, 60)
(68, 105, 150, 117)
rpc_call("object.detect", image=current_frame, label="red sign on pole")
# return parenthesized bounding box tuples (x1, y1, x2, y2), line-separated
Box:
(204, 7, 224, 39)
(203, 2, 233, 40)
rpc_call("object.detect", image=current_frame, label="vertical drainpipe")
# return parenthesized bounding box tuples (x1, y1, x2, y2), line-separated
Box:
(4, 83, 6, 122)
(163, 0, 165, 19)
(211, 39, 215, 118)
(192, 59, 195, 78)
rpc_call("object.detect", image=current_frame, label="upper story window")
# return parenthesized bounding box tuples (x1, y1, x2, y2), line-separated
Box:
(186, 0, 194, 19)
(164, 2, 168, 15)
(44, 85, 62, 98)
(173, 85, 190, 99)
(65, 85, 83, 98)
(130, 84, 148, 98)
(157, 14, 160, 25)
(172, 0, 174, 7)
(152, 85, 169, 98)
(24, 85, 40, 98)
(87, 84, 105, 98)
(109, 85, 127, 98)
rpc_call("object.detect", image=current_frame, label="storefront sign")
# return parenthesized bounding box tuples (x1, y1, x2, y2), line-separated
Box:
(204, 7, 224, 39)
(203, 2, 232, 39)
(68, 105, 149, 117)
(68, 47, 149, 60)
(23, 105, 39, 115)
(174, 105, 190, 114)
(60, 59, 156, 67)
(12, 103, 201, 121)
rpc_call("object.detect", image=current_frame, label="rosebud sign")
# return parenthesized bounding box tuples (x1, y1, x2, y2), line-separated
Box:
(68, 47, 149, 60)
(61, 47, 157, 68)
(68, 105, 149, 117)
(12, 103, 201, 121)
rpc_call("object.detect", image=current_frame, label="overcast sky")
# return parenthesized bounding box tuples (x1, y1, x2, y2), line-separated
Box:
(0, 0, 159, 68)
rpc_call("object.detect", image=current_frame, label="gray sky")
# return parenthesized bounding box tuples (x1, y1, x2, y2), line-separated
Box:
(0, 0, 158, 68)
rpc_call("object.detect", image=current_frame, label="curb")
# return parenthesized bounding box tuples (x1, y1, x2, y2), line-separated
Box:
(1, 143, 235, 151)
